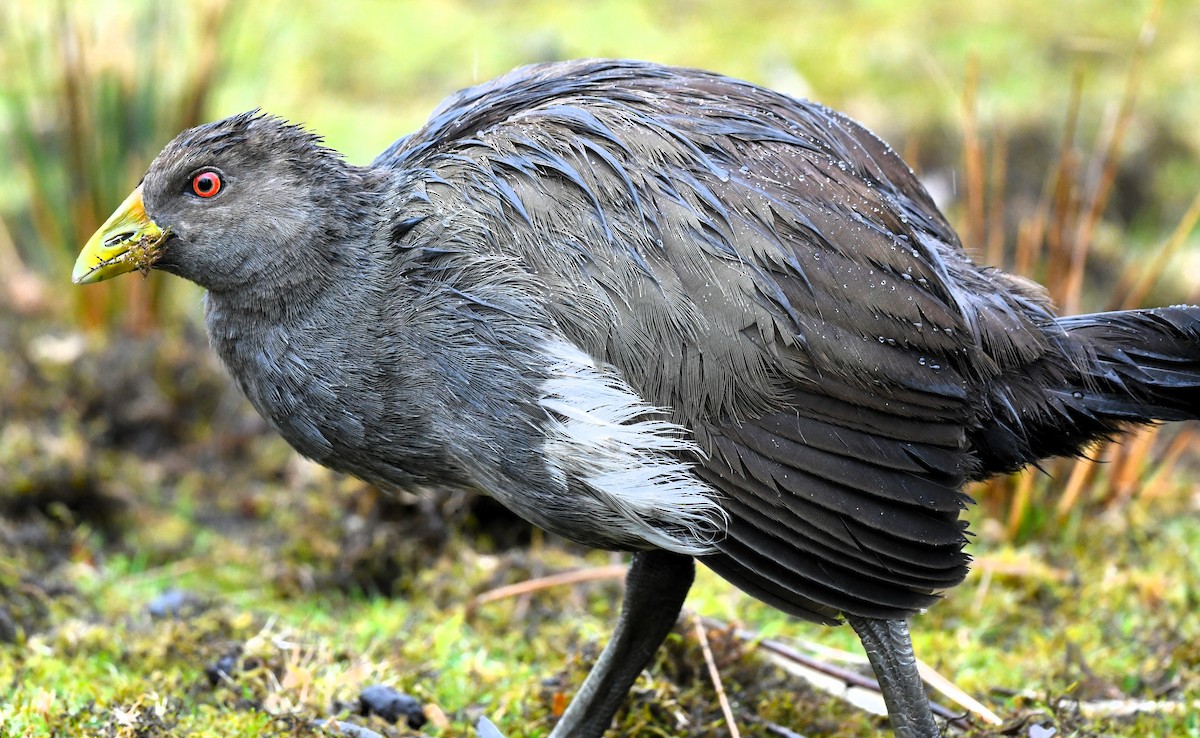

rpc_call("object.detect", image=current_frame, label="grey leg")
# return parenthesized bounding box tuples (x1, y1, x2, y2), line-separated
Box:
(548, 550, 695, 738)
(847, 615, 941, 738)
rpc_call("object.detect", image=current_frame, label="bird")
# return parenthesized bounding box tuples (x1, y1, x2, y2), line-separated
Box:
(73, 59, 1200, 738)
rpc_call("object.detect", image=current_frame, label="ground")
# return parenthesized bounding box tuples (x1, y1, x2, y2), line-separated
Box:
(1, 305, 1197, 738)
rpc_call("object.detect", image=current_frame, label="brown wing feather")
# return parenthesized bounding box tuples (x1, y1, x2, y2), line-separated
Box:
(396, 60, 1058, 620)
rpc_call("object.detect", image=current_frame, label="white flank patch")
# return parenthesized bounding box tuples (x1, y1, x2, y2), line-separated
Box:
(539, 341, 728, 555)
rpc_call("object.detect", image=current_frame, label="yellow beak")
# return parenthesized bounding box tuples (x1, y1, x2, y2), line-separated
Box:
(72, 185, 170, 284)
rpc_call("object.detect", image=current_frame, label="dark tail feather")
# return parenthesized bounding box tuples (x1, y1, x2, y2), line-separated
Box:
(973, 305, 1200, 478)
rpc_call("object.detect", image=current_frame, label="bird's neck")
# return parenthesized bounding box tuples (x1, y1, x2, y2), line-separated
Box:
(198, 174, 448, 487)
(204, 259, 360, 428)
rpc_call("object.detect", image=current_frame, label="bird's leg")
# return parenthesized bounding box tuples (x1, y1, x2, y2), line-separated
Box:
(548, 549, 695, 738)
(846, 615, 941, 738)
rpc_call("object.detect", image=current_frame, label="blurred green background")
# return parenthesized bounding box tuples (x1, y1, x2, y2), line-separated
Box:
(4, 0, 1199, 316)
(1, 1, 1198, 737)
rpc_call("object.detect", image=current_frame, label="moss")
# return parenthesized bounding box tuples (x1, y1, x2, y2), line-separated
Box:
(1, 350, 1198, 737)
(6, 444, 1194, 737)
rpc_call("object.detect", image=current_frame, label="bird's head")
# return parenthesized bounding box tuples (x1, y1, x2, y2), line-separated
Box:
(73, 111, 360, 292)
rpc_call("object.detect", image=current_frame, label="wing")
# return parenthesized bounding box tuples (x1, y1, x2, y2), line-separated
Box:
(388, 60, 1059, 621)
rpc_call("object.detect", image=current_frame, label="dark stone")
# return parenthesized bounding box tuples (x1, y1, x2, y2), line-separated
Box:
(358, 683, 426, 728)
(205, 652, 239, 686)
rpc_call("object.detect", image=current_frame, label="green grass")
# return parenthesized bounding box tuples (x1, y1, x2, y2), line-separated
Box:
(1, 396, 1197, 736)
(4, 365, 1193, 733)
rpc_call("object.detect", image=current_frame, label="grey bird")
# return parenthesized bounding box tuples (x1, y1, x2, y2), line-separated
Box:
(74, 59, 1200, 738)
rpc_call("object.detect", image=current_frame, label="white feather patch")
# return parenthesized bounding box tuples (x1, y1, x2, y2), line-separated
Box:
(539, 341, 727, 555)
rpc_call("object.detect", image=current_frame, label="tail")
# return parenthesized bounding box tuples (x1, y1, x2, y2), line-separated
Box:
(972, 305, 1200, 477)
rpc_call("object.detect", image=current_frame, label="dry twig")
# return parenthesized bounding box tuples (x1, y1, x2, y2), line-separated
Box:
(469, 564, 627, 610)
(691, 612, 742, 738)
(701, 617, 978, 731)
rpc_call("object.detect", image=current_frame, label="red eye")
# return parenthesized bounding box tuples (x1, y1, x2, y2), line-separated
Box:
(191, 171, 222, 198)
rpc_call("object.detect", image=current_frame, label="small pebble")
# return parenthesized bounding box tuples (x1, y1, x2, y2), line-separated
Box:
(475, 716, 506, 738)
(317, 719, 384, 738)
(147, 589, 202, 619)
(358, 684, 426, 729)
(205, 653, 239, 686)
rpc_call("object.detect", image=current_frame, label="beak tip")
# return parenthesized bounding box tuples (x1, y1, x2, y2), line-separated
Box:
(71, 261, 95, 285)
(72, 184, 162, 286)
